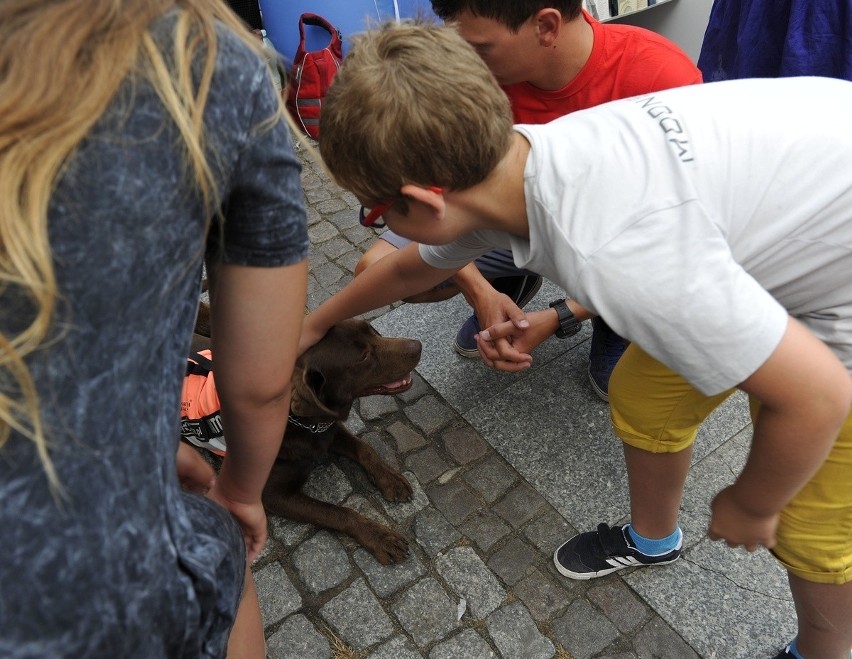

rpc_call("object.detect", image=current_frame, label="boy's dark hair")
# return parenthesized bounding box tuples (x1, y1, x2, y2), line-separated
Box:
(431, 0, 583, 30)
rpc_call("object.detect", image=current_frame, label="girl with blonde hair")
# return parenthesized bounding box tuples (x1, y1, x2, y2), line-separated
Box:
(0, 1, 308, 656)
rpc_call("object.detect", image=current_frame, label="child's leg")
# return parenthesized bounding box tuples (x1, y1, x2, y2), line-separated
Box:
(767, 405, 852, 658)
(623, 443, 692, 538)
(788, 576, 852, 658)
(553, 346, 734, 580)
(227, 563, 265, 659)
(610, 345, 734, 537)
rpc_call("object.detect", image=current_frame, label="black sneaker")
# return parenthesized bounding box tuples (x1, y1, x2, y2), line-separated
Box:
(587, 317, 629, 402)
(553, 523, 682, 580)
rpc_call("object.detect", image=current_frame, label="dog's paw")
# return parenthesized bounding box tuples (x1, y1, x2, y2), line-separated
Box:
(375, 469, 414, 503)
(364, 526, 410, 565)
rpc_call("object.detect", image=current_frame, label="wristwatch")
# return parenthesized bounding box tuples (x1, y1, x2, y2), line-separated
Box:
(548, 299, 582, 338)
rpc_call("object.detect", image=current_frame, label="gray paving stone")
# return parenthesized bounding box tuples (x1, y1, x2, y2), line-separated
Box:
(435, 546, 507, 619)
(343, 411, 365, 436)
(392, 577, 462, 646)
(587, 579, 651, 634)
(487, 536, 537, 586)
(369, 635, 424, 659)
(291, 530, 351, 594)
(523, 508, 577, 554)
(404, 394, 454, 435)
(387, 420, 428, 452)
(307, 220, 338, 242)
(319, 578, 394, 650)
(358, 394, 400, 420)
(493, 482, 548, 529)
(332, 251, 360, 275)
(398, 372, 431, 403)
(426, 480, 481, 525)
(318, 236, 352, 259)
(266, 614, 331, 659)
(302, 462, 352, 504)
(304, 185, 331, 205)
(486, 601, 555, 659)
(311, 260, 347, 288)
(414, 507, 462, 557)
(315, 198, 348, 214)
(553, 598, 620, 659)
(632, 616, 700, 659)
(512, 568, 573, 621)
(269, 515, 311, 547)
(459, 510, 511, 552)
(429, 629, 496, 659)
(625, 536, 794, 659)
(360, 430, 401, 472)
(354, 547, 426, 598)
(462, 455, 517, 503)
(406, 446, 451, 484)
(254, 562, 302, 627)
(441, 425, 488, 464)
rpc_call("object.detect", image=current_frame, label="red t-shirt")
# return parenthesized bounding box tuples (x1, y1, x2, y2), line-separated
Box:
(503, 10, 702, 124)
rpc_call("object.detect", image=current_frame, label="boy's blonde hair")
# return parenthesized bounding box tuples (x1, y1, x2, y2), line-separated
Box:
(319, 21, 513, 205)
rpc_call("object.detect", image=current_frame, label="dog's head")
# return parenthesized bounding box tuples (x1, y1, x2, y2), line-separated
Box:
(290, 319, 422, 420)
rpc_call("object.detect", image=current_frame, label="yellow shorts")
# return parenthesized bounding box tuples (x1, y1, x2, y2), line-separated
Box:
(609, 344, 852, 584)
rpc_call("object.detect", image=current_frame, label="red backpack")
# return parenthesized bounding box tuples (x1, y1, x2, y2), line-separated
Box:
(285, 13, 343, 139)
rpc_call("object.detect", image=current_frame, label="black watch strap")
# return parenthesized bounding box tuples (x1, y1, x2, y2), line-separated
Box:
(548, 299, 582, 338)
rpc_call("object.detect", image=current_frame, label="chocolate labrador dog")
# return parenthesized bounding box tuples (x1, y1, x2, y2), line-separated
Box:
(191, 306, 421, 564)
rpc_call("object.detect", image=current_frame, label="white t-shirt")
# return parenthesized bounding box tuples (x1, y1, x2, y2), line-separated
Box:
(420, 77, 852, 395)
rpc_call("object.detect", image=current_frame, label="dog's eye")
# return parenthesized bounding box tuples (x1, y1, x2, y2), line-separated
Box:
(359, 349, 370, 363)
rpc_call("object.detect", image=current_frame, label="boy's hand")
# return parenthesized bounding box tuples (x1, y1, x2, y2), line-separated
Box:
(469, 289, 527, 350)
(477, 309, 557, 371)
(707, 485, 779, 552)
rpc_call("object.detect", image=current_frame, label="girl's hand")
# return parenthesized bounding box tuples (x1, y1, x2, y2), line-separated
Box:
(206, 482, 268, 562)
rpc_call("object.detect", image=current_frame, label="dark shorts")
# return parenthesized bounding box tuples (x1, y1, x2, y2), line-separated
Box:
(380, 230, 537, 282)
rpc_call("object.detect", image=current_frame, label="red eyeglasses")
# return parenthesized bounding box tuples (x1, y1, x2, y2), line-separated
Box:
(358, 187, 443, 227)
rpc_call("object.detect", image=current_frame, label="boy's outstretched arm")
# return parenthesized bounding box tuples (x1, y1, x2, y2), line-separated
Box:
(300, 242, 461, 352)
(709, 317, 852, 551)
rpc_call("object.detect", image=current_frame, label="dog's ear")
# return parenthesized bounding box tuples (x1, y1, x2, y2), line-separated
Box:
(289, 365, 343, 418)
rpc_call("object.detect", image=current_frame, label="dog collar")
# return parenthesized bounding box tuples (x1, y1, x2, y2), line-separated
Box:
(288, 414, 334, 434)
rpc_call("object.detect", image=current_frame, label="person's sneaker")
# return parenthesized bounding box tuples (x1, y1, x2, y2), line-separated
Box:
(453, 274, 543, 358)
(553, 523, 682, 580)
(587, 317, 629, 402)
(770, 644, 798, 659)
(453, 314, 482, 358)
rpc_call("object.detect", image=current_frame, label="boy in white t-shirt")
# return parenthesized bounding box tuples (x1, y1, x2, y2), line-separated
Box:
(304, 22, 852, 659)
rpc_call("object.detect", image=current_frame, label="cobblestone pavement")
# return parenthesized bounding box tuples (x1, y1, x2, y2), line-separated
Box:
(249, 139, 793, 659)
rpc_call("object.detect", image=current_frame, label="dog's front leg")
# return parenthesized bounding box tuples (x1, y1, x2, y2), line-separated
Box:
(330, 426, 413, 503)
(263, 489, 409, 565)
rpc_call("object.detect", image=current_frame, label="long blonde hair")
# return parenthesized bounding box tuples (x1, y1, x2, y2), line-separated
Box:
(0, 0, 268, 488)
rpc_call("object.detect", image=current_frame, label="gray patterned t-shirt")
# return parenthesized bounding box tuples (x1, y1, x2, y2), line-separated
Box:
(0, 14, 308, 658)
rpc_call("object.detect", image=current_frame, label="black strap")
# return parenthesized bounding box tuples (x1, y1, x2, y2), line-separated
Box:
(186, 351, 214, 376)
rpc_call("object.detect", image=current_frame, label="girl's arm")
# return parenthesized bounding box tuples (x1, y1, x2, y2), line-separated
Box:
(206, 259, 308, 560)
